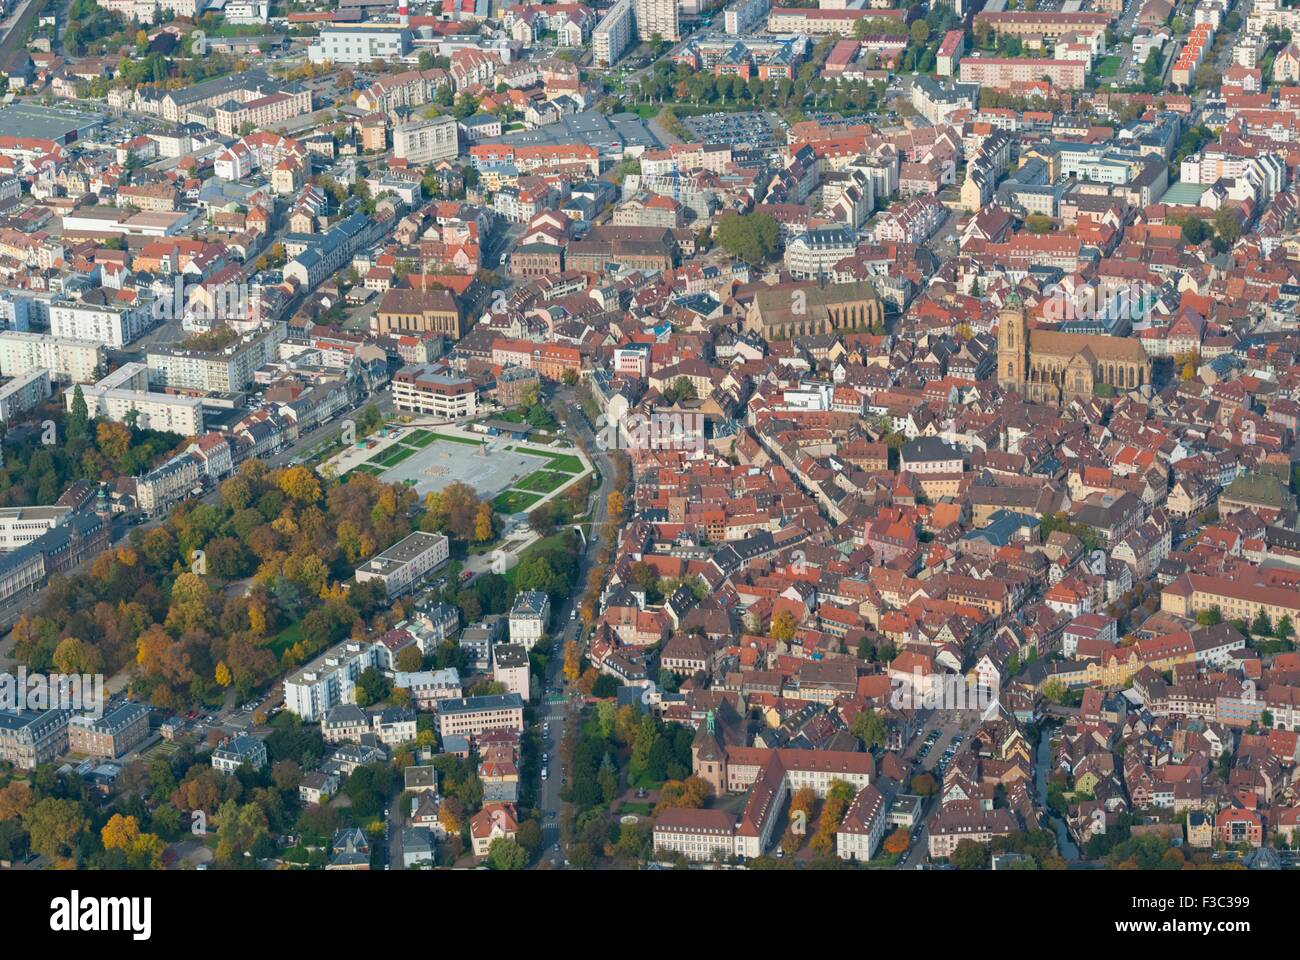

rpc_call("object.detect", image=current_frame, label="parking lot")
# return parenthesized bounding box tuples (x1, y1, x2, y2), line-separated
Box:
(681, 110, 787, 148)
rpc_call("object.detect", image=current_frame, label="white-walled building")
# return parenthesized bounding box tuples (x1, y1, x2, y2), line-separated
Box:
(354, 531, 451, 597)
(0, 331, 104, 384)
(284, 639, 380, 722)
(508, 590, 550, 651)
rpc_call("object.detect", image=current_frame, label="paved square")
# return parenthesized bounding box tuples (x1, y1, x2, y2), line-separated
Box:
(380, 438, 550, 499)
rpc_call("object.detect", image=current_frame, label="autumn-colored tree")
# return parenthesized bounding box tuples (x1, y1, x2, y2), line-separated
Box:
(654, 777, 712, 814)
(102, 813, 142, 852)
(278, 465, 322, 504)
(23, 798, 88, 863)
(473, 502, 494, 543)
(883, 827, 910, 856)
(96, 421, 132, 463)
(769, 610, 797, 643)
(52, 636, 103, 675)
(396, 645, 423, 673)
(215, 661, 232, 687)
(0, 781, 33, 820)
(607, 491, 625, 518)
(563, 639, 582, 682)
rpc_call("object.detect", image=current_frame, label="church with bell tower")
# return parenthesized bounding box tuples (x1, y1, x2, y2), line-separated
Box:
(996, 292, 1151, 406)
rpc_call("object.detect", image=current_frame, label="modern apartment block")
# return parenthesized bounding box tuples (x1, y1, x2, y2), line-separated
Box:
(49, 301, 153, 349)
(594, 0, 635, 66)
(146, 325, 285, 393)
(0, 368, 52, 422)
(635, 0, 679, 41)
(393, 114, 460, 165)
(0, 331, 104, 383)
(284, 639, 380, 722)
(354, 531, 451, 597)
(72, 363, 205, 435)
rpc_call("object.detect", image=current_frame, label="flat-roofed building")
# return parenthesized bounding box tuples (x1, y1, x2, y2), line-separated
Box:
(394, 114, 459, 165)
(0, 505, 70, 552)
(0, 331, 103, 383)
(0, 368, 51, 421)
(284, 639, 379, 722)
(354, 531, 450, 597)
(391, 365, 478, 419)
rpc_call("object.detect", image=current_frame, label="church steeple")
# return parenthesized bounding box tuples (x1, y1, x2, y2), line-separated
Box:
(997, 295, 1027, 395)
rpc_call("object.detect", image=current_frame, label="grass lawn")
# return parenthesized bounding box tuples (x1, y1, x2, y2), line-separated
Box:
(348, 463, 384, 476)
(492, 489, 545, 514)
(516, 469, 571, 493)
(504, 530, 577, 587)
(510, 447, 583, 474)
(1097, 55, 1122, 77)
(267, 621, 303, 659)
(404, 429, 437, 448)
(370, 445, 416, 468)
(431, 433, 483, 446)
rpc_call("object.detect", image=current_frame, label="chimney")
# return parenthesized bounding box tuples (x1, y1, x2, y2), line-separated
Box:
(399, 1, 409, 27)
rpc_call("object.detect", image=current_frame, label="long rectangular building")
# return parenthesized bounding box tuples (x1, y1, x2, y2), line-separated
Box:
(354, 531, 450, 597)
(960, 56, 1087, 91)
(0, 331, 103, 383)
(973, 10, 1111, 40)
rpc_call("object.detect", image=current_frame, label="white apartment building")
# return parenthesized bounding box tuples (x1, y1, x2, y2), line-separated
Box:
(725, 0, 771, 35)
(508, 589, 550, 651)
(835, 785, 887, 862)
(354, 531, 451, 597)
(284, 639, 380, 722)
(49, 302, 153, 349)
(394, 114, 459, 165)
(0, 331, 104, 384)
(594, 0, 635, 66)
(146, 325, 284, 393)
(71, 363, 205, 435)
(0, 368, 51, 422)
(635, 0, 679, 41)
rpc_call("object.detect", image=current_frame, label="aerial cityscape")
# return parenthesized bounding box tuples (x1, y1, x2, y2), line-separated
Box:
(0, 0, 1296, 882)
